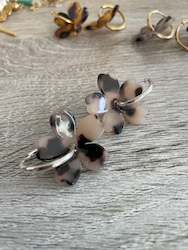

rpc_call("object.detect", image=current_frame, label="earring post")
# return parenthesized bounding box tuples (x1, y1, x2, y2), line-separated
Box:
(0, 26, 16, 37)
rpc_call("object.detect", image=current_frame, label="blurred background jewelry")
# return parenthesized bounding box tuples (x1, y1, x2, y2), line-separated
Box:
(134, 10, 188, 52)
(134, 10, 175, 42)
(86, 4, 127, 31)
(53, 1, 88, 38)
(175, 19, 188, 51)
(0, 0, 20, 22)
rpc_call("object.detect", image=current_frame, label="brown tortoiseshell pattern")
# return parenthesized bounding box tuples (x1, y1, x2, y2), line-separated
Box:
(54, 2, 88, 38)
(85, 5, 119, 31)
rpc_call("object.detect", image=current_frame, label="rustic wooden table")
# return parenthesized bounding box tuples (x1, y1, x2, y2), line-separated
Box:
(0, 0, 188, 249)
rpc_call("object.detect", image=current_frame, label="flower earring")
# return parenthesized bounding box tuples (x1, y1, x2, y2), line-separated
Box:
(20, 74, 152, 186)
(134, 10, 175, 42)
(85, 4, 127, 31)
(20, 111, 106, 185)
(53, 1, 89, 38)
(82, 74, 152, 135)
(135, 10, 188, 52)
(175, 19, 188, 51)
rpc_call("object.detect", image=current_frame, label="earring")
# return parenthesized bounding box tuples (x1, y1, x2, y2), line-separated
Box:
(134, 10, 175, 42)
(53, 1, 89, 39)
(0, 0, 20, 22)
(20, 74, 152, 186)
(20, 111, 106, 185)
(86, 4, 126, 31)
(175, 19, 188, 51)
(84, 74, 153, 135)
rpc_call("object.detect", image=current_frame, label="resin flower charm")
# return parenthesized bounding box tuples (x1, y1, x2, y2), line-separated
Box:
(86, 5, 119, 31)
(53, 1, 88, 38)
(134, 10, 175, 43)
(20, 111, 106, 185)
(85, 74, 153, 135)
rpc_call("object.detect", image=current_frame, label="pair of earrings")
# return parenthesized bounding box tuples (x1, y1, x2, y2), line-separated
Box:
(53, 2, 126, 38)
(20, 74, 152, 186)
(135, 10, 188, 51)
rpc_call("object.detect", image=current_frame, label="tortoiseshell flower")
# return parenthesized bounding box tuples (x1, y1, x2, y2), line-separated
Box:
(54, 2, 88, 38)
(86, 5, 119, 31)
(84, 74, 152, 135)
(20, 111, 106, 185)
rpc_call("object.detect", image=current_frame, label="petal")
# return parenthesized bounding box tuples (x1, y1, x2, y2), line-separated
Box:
(124, 104, 144, 125)
(50, 111, 76, 139)
(102, 110, 124, 134)
(105, 92, 119, 110)
(54, 12, 72, 27)
(119, 80, 143, 100)
(37, 136, 70, 160)
(85, 92, 107, 114)
(134, 26, 153, 43)
(78, 143, 106, 171)
(55, 157, 81, 185)
(68, 2, 87, 25)
(77, 115, 104, 142)
(85, 5, 118, 30)
(68, 2, 80, 20)
(81, 7, 89, 23)
(55, 28, 71, 39)
(97, 74, 120, 94)
(155, 16, 174, 35)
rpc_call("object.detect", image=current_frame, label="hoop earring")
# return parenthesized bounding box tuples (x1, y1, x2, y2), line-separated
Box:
(175, 19, 188, 51)
(86, 4, 127, 31)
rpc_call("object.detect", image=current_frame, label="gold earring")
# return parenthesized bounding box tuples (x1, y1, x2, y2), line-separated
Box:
(86, 4, 127, 31)
(147, 10, 175, 39)
(175, 19, 188, 51)
(52, 2, 89, 39)
(135, 10, 175, 42)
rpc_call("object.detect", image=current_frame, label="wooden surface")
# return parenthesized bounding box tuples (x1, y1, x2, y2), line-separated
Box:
(0, 0, 188, 249)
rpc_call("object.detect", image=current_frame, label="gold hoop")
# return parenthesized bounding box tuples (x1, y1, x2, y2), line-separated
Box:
(99, 5, 127, 31)
(147, 10, 175, 40)
(52, 11, 73, 27)
(175, 19, 188, 51)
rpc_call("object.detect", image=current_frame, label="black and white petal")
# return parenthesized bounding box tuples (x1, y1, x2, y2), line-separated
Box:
(78, 143, 106, 171)
(37, 136, 70, 160)
(77, 115, 104, 142)
(55, 157, 81, 185)
(97, 74, 120, 94)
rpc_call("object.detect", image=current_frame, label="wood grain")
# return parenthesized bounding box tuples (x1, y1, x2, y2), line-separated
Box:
(0, 0, 188, 249)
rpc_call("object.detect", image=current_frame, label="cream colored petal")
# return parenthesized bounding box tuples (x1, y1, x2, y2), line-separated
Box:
(102, 110, 124, 134)
(77, 115, 104, 141)
(124, 105, 144, 125)
(120, 80, 143, 100)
